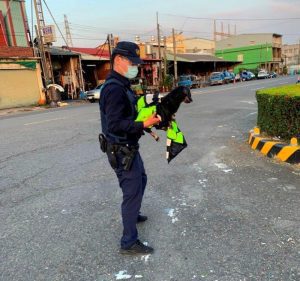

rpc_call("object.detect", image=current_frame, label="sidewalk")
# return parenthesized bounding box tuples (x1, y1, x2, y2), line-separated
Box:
(0, 100, 89, 117)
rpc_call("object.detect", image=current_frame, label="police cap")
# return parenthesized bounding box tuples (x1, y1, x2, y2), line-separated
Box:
(112, 41, 143, 65)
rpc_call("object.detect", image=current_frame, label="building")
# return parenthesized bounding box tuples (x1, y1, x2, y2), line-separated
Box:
(48, 47, 86, 99)
(72, 40, 162, 88)
(166, 53, 240, 78)
(0, 47, 44, 109)
(70, 47, 110, 90)
(0, 0, 31, 47)
(215, 33, 282, 73)
(164, 34, 215, 54)
(282, 43, 300, 74)
(184, 37, 215, 55)
(0, 0, 45, 109)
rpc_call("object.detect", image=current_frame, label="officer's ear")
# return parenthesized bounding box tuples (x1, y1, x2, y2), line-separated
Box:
(114, 55, 123, 65)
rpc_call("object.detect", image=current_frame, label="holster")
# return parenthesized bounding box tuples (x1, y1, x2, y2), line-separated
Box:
(119, 146, 137, 171)
(98, 133, 107, 153)
(106, 143, 138, 171)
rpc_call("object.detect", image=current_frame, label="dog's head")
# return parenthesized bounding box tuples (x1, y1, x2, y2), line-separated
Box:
(163, 86, 193, 105)
(180, 86, 193, 103)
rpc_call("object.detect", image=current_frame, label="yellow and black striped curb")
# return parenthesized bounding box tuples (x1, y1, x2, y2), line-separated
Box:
(248, 128, 300, 164)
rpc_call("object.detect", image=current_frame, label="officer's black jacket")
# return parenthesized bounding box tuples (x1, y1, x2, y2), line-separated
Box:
(100, 70, 144, 145)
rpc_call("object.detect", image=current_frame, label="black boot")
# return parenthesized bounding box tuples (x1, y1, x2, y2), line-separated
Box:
(137, 214, 148, 223)
(120, 240, 154, 255)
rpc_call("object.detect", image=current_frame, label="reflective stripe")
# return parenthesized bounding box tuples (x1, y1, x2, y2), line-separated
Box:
(167, 121, 184, 144)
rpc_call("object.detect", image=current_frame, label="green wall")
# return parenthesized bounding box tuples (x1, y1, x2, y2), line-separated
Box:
(215, 44, 273, 73)
(10, 1, 28, 47)
(0, 1, 28, 47)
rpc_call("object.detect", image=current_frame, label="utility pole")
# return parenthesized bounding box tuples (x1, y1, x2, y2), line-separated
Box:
(265, 42, 268, 70)
(298, 38, 300, 66)
(33, 0, 52, 84)
(214, 20, 231, 42)
(108, 34, 113, 70)
(64, 14, 73, 47)
(221, 22, 224, 40)
(213, 19, 216, 54)
(156, 12, 162, 86)
(172, 28, 177, 85)
(163, 36, 167, 79)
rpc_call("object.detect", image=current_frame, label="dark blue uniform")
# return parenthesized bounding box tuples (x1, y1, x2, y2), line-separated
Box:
(99, 70, 147, 249)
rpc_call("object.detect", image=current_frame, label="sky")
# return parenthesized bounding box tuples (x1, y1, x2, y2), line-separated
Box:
(25, 0, 300, 47)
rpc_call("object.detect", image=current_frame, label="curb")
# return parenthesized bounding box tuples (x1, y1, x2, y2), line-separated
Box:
(0, 100, 89, 117)
(248, 127, 300, 164)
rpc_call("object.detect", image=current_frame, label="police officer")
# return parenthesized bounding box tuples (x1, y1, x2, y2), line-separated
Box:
(99, 41, 160, 255)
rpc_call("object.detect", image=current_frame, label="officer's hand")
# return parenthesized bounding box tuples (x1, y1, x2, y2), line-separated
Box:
(143, 113, 161, 128)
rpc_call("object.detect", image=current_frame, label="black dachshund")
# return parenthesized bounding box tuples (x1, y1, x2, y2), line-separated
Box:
(144, 86, 193, 140)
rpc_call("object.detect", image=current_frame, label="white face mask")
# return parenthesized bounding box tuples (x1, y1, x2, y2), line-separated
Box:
(124, 65, 138, 79)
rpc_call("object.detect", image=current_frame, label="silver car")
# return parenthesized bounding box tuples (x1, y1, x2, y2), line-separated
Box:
(86, 84, 103, 103)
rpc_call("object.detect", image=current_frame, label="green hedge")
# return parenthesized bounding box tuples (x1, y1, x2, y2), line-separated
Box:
(256, 84, 300, 140)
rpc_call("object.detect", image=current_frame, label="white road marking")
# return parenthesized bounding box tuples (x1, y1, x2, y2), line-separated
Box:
(24, 117, 66, 126)
(192, 77, 293, 95)
(245, 111, 257, 117)
(240, 101, 255, 105)
(215, 163, 233, 173)
(115, 271, 132, 280)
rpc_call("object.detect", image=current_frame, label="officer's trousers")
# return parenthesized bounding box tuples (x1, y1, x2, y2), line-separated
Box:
(110, 150, 147, 249)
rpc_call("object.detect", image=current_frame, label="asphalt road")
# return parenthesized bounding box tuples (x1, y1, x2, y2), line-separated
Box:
(1, 76, 299, 281)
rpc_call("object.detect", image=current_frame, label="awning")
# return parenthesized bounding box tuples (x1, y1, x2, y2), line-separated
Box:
(167, 53, 238, 64)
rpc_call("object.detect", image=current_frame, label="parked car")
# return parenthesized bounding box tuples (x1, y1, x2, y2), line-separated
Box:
(269, 71, 277, 78)
(210, 72, 225, 86)
(257, 70, 269, 79)
(240, 71, 255, 81)
(178, 75, 193, 88)
(223, 71, 233, 83)
(178, 75, 202, 88)
(86, 83, 103, 103)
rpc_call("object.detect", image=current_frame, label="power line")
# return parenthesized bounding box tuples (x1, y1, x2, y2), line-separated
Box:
(41, 0, 68, 46)
(160, 13, 300, 21)
(67, 22, 157, 36)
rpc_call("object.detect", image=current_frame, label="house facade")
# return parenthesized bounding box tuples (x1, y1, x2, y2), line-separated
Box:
(215, 33, 282, 73)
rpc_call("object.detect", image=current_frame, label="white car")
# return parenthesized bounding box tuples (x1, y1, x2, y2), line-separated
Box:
(257, 70, 269, 79)
(86, 84, 103, 103)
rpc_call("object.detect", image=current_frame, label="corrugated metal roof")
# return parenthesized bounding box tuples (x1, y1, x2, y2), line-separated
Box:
(167, 53, 231, 63)
(49, 47, 79, 57)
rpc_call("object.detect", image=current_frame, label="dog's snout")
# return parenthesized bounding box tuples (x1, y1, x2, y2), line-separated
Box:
(184, 96, 192, 103)
(184, 87, 193, 103)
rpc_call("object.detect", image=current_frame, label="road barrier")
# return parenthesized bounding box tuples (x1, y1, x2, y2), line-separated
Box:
(248, 127, 300, 164)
